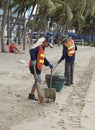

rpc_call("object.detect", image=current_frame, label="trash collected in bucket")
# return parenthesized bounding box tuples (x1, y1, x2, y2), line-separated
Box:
(45, 74, 66, 92)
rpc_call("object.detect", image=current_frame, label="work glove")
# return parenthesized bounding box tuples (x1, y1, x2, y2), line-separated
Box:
(49, 63, 54, 69)
(32, 60, 36, 66)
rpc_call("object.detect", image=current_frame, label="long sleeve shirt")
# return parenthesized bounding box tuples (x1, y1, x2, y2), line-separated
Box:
(29, 45, 50, 74)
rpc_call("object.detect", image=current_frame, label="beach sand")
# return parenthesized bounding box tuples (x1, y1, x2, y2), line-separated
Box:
(0, 44, 95, 130)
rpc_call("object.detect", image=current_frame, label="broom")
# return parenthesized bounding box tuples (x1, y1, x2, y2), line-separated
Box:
(26, 34, 45, 103)
(33, 66, 45, 103)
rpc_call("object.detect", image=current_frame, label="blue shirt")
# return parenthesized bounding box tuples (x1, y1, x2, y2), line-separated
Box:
(29, 45, 50, 74)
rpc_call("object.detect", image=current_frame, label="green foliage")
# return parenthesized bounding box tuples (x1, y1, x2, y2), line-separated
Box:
(2, 0, 95, 36)
(84, 0, 95, 17)
(9, 0, 33, 14)
(39, 0, 56, 16)
(0, 0, 2, 7)
(29, 20, 43, 31)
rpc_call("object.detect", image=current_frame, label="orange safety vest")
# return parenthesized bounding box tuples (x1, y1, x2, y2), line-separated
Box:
(29, 45, 45, 70)
(64, 39, 75, 57)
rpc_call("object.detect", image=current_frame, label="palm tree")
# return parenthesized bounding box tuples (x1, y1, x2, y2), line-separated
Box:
(10, 0, 38, 49)
(1, 0, 94, 52)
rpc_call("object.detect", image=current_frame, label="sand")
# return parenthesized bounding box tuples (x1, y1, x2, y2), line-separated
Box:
(0, 44, 95, 130)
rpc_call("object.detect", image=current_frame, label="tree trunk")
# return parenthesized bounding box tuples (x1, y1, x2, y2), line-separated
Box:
(23, 3, 37, 50)
(17, 14, 23, 45)
(7, 6, 11, 45)
(1, 0, 9, 52)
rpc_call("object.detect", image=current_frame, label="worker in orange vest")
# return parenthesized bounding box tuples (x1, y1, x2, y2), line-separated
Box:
(28, 36, 54, 101)
(57, 35, 77, 86)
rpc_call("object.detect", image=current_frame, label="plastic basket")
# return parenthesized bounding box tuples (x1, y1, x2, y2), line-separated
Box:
(45, 74, 66, 92)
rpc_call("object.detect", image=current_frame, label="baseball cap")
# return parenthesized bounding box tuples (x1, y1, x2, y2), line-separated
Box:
(62, 35, 71, 43)
(45, 35, 53, 48)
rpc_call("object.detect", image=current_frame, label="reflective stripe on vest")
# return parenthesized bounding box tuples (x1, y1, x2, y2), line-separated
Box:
(40, 53, 44, 57)
(68, 44, 75, 50)
(64, 39, 75, 57)
(39, 59, 44, 63)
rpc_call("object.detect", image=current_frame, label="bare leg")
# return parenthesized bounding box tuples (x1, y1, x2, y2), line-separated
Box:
(28, 74, 42, 100)
(31, 86, 36, 94)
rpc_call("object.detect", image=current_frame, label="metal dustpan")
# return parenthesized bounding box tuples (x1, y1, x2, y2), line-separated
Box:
(44, 68, 56, 102)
